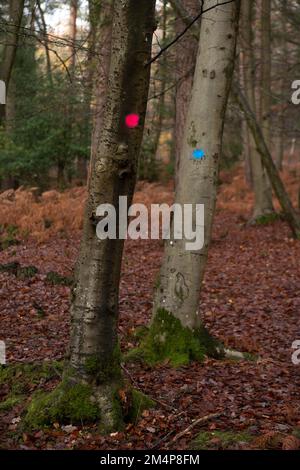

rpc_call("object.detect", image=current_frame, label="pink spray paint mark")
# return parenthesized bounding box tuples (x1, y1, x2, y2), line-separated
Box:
(125, 113, 140, 128)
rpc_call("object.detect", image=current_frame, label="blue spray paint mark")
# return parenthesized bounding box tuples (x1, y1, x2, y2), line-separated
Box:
(192, 148, 205, 160)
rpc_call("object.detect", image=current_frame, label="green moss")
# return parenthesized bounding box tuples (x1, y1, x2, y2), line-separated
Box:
(0, 396, 23, 412)
(108, 389, 124, 432)
(0, 362, 63, 417)
(2, 359, 154, 432)
(132, 326, 149, 340)
(0, 262, 20, 276)
(46, 271, 73, 286)
(0, 225, 20, 250)
(292, 428, 300, 439)
(18, 265, 39, 279)
(0, 262, 38, 279)
(243, 352, 258, 362)
(24, 380, 101, 429)
(84, 344, 122, 383)
(153, 275, 161, 290)
(125, 309, 223, 367)
(126, 389, 155, 424)
(35, 305, 46, 318)
(84, 355, 101, 376)
(191, 430, 253, 450)
(255, 212, 280, 225)
(0, 362, 63, 396)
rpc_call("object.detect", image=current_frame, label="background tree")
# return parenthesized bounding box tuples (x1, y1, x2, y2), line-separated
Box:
(0, 0, 91, 189)
(0, 0, 25, 92)
(0, 0, 25, 124)
(172, 0, 199, 184)
(239, 0, 273, 220)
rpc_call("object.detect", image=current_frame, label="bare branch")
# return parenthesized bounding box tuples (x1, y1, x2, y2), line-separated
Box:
(145, 0, 235, 67)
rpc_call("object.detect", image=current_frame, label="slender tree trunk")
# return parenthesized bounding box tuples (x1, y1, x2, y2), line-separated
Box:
(260, 0, 271, 147)
(0, 0, 25, 122)
(173, 0, 200, 185)
(141, 0, 167, 180)
(69, 0, 78, 75)
(275, 0, 287, 171)
(233, 82, 300, 239)
(66, 0, 78, 184)
(240, 0, 256, 186)
(36, 0, 53, 87)
(70, 0, 155, 414)
(57, 161, 66, 189)
(153, 0, 167, 162)
(241, 0, 273, 219)
(0, 0, 24, 88)
(139, 0, 241, 366)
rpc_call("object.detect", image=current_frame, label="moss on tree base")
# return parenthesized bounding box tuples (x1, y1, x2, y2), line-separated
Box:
(23, 374, 154, 433)
(24, 379, 101, 430)
(125, 308, 224, 367)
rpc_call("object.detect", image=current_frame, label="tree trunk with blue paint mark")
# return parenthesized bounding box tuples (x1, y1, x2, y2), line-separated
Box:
(142, 0, 241, 366)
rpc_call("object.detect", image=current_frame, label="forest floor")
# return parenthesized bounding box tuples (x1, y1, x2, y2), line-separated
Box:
(0, 164, 300, 450)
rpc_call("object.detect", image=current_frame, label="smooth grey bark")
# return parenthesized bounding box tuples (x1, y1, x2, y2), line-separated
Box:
(67, 0, 156, 427)
(233, 82, 300, 239)
(153, 0, 240, 330)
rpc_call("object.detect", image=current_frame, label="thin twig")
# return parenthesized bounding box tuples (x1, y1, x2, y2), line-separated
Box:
(145, 0, 235, 67)
(168, 411, 222, 446)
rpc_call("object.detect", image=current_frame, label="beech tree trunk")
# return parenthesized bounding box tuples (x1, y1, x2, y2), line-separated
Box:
(141, 0, 241, 366)
(241, 0, 273, 219)
(67, 0, 156, 427)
